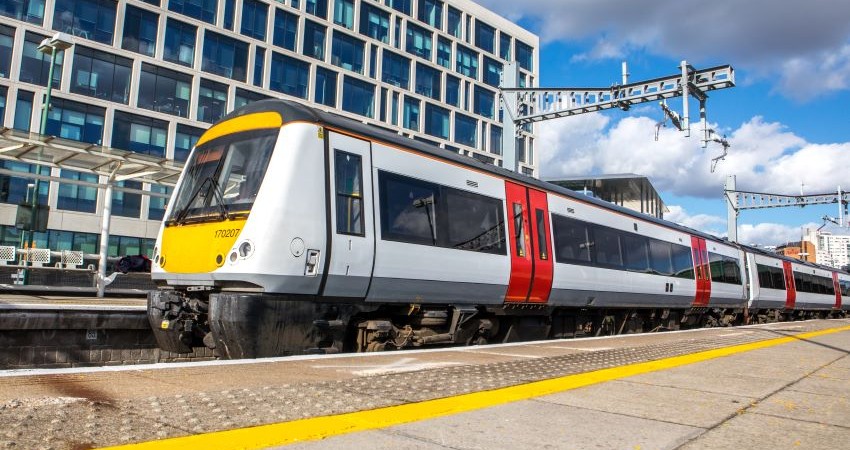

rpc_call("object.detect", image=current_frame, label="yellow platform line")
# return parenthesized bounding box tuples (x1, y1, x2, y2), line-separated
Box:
(107, 324, 850, 450)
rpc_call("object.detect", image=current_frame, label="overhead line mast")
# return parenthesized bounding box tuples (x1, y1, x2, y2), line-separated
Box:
(498, 61, 735, 173)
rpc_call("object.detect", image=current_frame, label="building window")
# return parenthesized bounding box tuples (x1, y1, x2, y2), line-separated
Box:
(202, 30, 249, 82)
(148, 185, 172, 221)
(418, 0, 442, 29)
(333, 0, 355, 29)
(109, 235, 154, 258)
(57, 169, 98, 213)
(489, 125, 502, 155)
(436, 37, 451, 69)
(13, 90, 33, 131)
(305, 0, 328, 19)
(270, 52, 309, 99)
(168, 0, 217, 25)
(369, 44, 377, 78)
(406, 23, 432, 60)
(314, 66, 337, 107)
(198, 78, 228, 123)
(233, 87, 270, 111)
(70, 46, 132, 104)
(359, 3, 389, 44)
(112, 180, 142, 218)
(0, 0, 45, 25)
(174, 124, 203, 162)
(0, 160, 49, 206)
(447, 6, 461, 39)
(302, 20, 326, 61)
(273, 8, 298, 52)
(241, 0, 268, 41)
(456, 45, 478, 79)
(382, 50, 410, 89)
(253, 46, 265, 87)
(483, 57, 502, 87)
(415, 63, 440, 100)
(424, 103, 448, 139)
(341, 76, 374, 118)
(20, 32, 63, 88)
(454, 113, 477, 147)
(112, 111, 168, 157)
(223, 0, 235, 29)
(45, 97, 105, 144)
(474, 86, 494, 119)
(53, 0, 116, 44)
(516, 41, 533, 71)
(138, 63, 191, 118)
(0, 25, 13, 78)
(475, 21, 495, 54)
(499, 33, 511, 61)
(445, 75, 459, 107)
(384, 0, 411, 16)
(330, 31, 364, 74)
(0, 86, 5, 121)
(163, 19, 196, 67)
(122, 5, 158, 57)
(402, 96, 419, 131)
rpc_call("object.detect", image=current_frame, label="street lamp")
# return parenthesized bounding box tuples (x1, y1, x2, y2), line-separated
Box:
(22, 32, 73, 281)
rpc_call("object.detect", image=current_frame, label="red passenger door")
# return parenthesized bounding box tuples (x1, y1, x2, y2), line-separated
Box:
(832, 272, 841, 309)
(782, 261, 796, 309)
(690, 237, 711, 307)
(504, 181, 553, 303)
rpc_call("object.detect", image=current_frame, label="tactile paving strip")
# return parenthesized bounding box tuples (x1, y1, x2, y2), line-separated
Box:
(0, 321, 842, 449)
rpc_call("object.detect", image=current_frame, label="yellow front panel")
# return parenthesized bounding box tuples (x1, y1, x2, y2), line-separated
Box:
(196, 112, 283, 147)
(159, 219, 247, 273)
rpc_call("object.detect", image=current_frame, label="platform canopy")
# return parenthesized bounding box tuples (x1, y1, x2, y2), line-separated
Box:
(546, 173, 668, 220)
(0, 127, 183, 186)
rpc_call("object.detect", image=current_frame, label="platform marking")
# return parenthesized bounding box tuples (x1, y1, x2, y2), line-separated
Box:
(312, 357, 465, 376)
(104, 324, 850, 450)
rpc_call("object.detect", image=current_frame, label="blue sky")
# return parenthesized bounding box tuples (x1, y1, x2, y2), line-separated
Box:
(477, 0, 850, 245)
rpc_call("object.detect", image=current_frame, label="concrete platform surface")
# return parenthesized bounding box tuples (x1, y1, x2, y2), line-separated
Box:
(0, 319, 848, 449)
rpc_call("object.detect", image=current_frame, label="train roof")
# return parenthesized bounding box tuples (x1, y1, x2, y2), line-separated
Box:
(221, 98, 847, 276)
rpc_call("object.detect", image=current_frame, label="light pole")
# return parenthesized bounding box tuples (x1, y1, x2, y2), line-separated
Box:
(23, 32, 73, 282)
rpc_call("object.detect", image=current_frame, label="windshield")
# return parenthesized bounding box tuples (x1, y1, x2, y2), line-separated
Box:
(166, 129, 278, 225)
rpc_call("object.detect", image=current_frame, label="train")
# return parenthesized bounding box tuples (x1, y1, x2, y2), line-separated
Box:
(146, 98, 850, 359)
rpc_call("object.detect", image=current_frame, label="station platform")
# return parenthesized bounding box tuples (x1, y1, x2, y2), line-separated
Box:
(1, 319, 848, 449)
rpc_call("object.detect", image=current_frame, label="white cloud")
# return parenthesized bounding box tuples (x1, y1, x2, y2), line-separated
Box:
(539, 114, 850, 198)
(477, 0, 850, 99)
(663, 205, 819, 246)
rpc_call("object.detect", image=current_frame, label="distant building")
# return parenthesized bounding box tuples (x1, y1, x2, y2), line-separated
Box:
(775, 240, 816, 263)
(804, 229, 850, 269)
(546, 174, 667, 219)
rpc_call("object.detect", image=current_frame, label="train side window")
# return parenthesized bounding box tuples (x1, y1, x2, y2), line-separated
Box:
(648, 240, 673, 276)
(512, 203, 525, 257)
(444, 187, 506, 255)
(723, 257, 742, 285)
(551, 214, 590, 263)
(594, 225, 623, 268)
(621, 233, 649, 272)
(535, 209, 547, 260)
(334, 150, 364, 236)
(757, 264, 773, 289)
(708, 252, 725, 283)
(771, 266, 785, 290)
(379, 171, 440, 245)
(671, 244, 694, 279)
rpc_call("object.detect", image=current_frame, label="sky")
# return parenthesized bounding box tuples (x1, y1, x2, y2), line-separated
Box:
(476, 0, 850, 246)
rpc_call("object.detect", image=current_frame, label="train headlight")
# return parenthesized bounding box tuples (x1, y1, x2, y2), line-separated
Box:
(238, 241, 254, 258)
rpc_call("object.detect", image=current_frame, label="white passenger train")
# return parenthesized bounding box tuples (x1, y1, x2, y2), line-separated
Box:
(147, 99, 849, 358)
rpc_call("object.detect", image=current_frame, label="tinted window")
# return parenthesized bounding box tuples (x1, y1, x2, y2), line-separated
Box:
(378, 171, 504, 255)
(622, 234, 648, 272)
(594, 226, 623, 268)
(334, 151, 363, 236)
(649, 240, 673, 276)
(552, 215, 590, 263)
(671, 244, 693, 279)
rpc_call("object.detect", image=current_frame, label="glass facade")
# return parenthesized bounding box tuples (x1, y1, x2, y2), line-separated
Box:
(71, 46, 132, 104)
(122, 5, 158, 57)
(0, 0, 537, 252)
(163, 19, 196, 67)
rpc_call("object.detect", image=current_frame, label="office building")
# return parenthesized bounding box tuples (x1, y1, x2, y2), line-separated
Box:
(0, 0, 539, 257)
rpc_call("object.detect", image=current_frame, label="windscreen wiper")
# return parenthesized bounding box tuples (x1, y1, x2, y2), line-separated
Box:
(172, 176, 229, 224)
